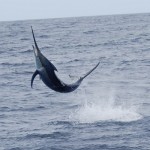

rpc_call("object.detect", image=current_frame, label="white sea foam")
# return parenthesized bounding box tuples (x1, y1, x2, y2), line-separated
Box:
(70, 89, 143, 123)
(72, 103, 142, 123)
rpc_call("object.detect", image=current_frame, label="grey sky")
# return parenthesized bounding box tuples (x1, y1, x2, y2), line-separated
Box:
(0, 0, 150, 21)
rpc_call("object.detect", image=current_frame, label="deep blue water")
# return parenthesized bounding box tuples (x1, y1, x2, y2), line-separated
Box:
(0, 13, 150, 150)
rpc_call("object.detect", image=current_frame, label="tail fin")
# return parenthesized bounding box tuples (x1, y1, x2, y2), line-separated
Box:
(81, 61, 100, 80)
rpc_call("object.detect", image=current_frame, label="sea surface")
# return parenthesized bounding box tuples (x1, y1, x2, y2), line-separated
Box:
(0, 13, 150, 150)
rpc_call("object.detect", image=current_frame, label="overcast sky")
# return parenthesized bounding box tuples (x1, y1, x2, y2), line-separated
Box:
(0, 0, 150, 21)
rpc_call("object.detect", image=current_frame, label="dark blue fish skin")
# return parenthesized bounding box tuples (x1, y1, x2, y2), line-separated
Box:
(31, 27, 99, 93)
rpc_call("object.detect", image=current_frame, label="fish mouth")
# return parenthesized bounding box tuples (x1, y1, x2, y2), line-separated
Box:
(32, 45, 43, 69)
(32, 45, 39, 57)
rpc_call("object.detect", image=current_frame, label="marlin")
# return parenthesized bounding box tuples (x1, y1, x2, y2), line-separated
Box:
(31, 27, 100, 93)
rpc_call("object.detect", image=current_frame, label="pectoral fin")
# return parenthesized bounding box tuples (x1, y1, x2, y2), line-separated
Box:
(31, 70, 39, 88)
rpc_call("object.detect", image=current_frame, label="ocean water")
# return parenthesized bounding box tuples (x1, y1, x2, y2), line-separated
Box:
(0, 13, 150, 150)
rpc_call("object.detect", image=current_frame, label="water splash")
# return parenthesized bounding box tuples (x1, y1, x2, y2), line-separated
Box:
(70, 89, 143, 123)
(72, 103, 142, 123)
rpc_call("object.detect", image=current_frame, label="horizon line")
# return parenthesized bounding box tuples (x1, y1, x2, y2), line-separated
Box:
(0, 11, 149, 23)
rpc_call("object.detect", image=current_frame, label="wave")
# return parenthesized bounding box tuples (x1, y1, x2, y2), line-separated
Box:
(25, 131, 70, 140)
